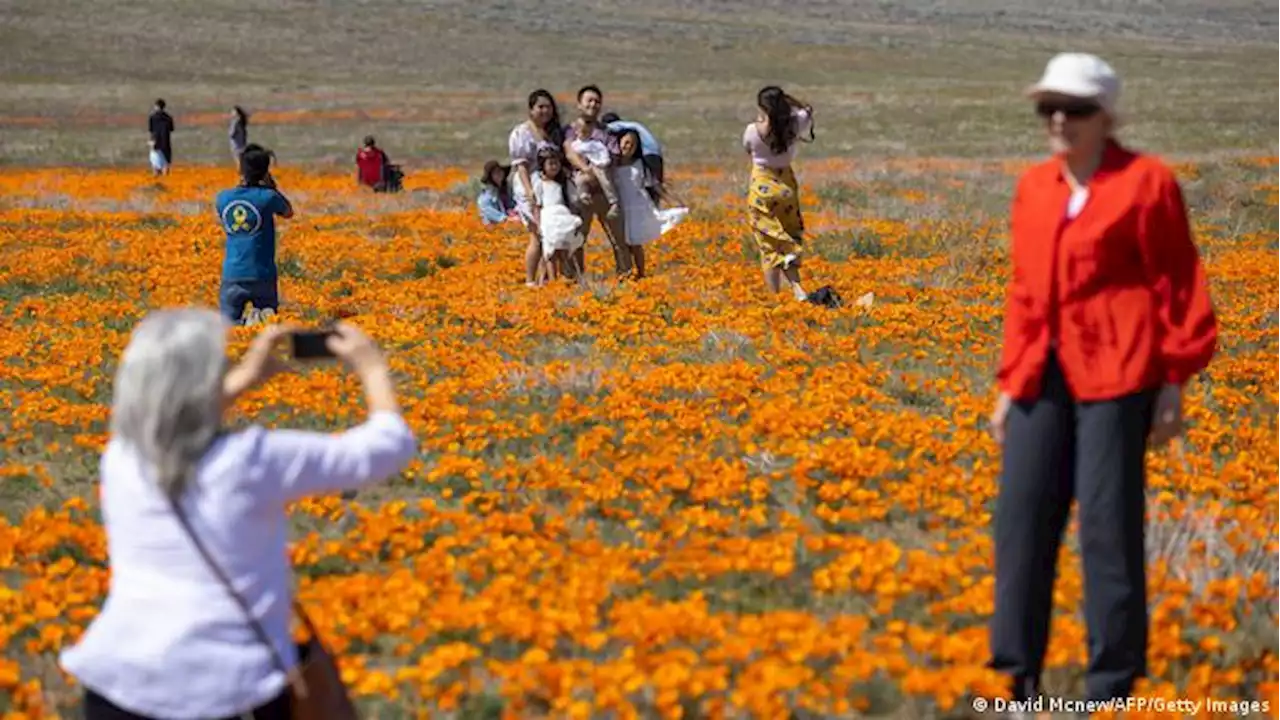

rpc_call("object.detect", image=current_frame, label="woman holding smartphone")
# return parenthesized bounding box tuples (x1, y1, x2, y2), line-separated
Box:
(60, 311, 417, 719)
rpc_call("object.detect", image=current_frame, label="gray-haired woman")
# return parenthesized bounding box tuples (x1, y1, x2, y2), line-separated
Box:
(59, 311, 417, 720)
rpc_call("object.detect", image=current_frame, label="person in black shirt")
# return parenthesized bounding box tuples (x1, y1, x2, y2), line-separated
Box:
(148, 99, 175, 176)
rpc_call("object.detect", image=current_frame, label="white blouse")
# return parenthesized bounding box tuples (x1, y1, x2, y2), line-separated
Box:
(59, 411, 417, 719)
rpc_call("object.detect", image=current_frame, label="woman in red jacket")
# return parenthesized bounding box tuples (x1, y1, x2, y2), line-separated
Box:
(988, 53, 1217, 708)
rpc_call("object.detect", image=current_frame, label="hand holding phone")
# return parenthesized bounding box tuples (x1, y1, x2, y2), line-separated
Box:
(290, 328, 337, 360)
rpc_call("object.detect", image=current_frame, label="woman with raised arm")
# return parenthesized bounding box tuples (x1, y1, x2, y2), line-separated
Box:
(743, 85, 815, 302)
(60, 310, 417, 719)
(988, 53, 1217, 712)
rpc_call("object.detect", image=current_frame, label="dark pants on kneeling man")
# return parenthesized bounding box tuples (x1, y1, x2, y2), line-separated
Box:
(989, 352, 1156, 703)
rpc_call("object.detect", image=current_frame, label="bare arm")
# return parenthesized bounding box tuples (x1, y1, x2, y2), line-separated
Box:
(274, 187, 295, 219)
(516, 163, 534, 199)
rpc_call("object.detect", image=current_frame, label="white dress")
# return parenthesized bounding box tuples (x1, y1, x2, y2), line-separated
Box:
(615, 160, 688, 246)
(535, 175, 583, 255)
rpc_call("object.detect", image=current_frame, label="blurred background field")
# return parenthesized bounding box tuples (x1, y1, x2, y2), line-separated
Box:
(0, 0, 1275, 167)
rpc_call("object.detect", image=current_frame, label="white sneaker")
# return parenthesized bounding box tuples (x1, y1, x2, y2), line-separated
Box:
(782, 253, 798, 268)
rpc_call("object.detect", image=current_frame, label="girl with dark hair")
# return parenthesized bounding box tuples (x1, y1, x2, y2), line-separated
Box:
(508, 90, 565, 286)
(229, 106, 249, 167)
(612, 129, 689, 279)
(477, 160, 517, 225)
(742, 86, 814, 301)
(532, 149, 582, 283)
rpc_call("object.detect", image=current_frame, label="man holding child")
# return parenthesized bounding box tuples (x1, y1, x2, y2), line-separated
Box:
(562, 85, 631, 277)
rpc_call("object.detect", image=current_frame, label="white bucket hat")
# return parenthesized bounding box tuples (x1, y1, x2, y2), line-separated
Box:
(1025, 53, 1121, 115)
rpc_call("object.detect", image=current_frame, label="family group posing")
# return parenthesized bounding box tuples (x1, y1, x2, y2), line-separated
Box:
(478, 85, 689, 284)
(478, 83, 846, 303)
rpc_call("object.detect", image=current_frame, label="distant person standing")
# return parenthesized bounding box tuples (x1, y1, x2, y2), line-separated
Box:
(215, 144, 294, 325)
(147, 99, 175, 176)
(602, 112, 664, 203)
(228, 106, 249, 166)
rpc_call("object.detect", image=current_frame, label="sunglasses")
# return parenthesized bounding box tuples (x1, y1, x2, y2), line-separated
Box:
(1036, 101, 1103, 119)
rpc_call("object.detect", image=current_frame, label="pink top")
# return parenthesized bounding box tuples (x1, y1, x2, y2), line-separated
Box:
(742, 108, 812, 169)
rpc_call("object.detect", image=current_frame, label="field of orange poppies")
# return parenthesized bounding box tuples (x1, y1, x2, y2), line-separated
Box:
(0, 157, 1275, 718)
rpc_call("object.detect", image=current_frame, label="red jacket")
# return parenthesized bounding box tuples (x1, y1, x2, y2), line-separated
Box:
(997, 141, 1217, 402)
(356, 147, 387, 187)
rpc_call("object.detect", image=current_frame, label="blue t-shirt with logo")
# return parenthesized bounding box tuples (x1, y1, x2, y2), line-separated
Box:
(215, 186, 289, 282)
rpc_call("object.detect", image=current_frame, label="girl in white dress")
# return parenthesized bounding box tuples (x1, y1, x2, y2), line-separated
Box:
(533, 149, 583, 283)
(613, 129, 689, 278)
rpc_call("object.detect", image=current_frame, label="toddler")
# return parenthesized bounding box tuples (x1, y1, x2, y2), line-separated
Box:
(567, 119, 620, 219)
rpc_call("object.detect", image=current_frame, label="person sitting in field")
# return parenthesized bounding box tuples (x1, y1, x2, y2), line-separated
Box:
(216, 144, 294, 325)
(477, 160, 518, 225)
(356, 136, 403, 193)
(602, 112, 664, 204)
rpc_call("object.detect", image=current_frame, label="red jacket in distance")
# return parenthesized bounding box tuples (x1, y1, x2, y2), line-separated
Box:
(356, 147, 388, 187)
(997, 140, 1217, 402)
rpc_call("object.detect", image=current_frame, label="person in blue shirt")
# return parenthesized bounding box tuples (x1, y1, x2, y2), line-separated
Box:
(214, 144, 294, 324)
(602, 112, 665, 204)
(477, 160, 517, 225)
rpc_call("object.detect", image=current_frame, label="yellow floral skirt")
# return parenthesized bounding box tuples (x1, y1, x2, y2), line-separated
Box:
(747, 165, 804, 269)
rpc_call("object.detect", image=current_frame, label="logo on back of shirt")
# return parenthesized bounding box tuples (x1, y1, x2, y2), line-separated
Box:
(221, 200, 262, 235)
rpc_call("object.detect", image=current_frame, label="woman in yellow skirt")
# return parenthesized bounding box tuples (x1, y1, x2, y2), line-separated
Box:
(743, 86, 814, 301)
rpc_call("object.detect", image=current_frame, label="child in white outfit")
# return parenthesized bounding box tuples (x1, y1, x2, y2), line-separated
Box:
(611, 128, 689, 278)
(533, 150, 584, 283)
(567, 120, 621, 219)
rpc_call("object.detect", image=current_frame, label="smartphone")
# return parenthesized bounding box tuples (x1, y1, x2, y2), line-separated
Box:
(291, 329, 337, 360)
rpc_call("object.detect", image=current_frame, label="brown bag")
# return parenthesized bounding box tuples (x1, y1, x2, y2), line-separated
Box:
(169, 497, 359, 720)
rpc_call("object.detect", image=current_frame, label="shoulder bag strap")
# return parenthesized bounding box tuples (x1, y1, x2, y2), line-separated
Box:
(166, 496, 310, 693)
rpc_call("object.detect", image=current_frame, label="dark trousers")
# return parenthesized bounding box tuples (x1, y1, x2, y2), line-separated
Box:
(989, 353, 1156, 702)
(84, 689, 290, 720)
(219, 279, 279, 324)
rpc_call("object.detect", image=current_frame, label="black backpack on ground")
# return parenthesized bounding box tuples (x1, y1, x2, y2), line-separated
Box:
(806, 285, 843, 308)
